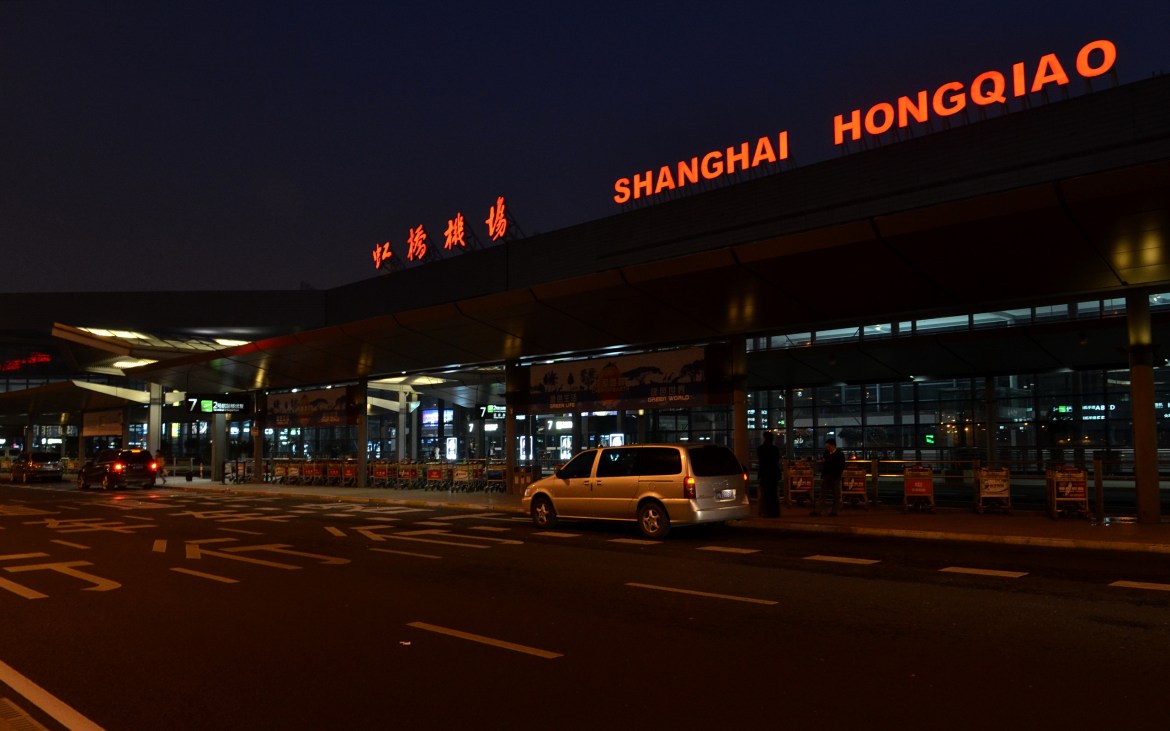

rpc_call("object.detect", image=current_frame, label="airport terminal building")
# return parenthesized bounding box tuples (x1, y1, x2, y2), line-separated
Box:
(2, 56, 1168, 521)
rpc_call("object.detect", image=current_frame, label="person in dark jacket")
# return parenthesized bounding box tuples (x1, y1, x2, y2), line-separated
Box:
(813, 438, 845, 516)
(756, 431, 781, 517)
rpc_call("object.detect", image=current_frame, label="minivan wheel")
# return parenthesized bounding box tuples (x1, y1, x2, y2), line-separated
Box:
(637, 501, 670, 539)
(531, 496, 558, 529)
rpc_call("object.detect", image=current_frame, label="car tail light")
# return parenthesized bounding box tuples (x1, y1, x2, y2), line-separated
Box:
(113, 462, 125, 473)
(150, 461, 158, 471)
(683, 476, 696, 500)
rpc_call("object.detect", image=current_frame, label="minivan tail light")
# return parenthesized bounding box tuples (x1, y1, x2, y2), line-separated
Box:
(150, 461, 158, 471)
(683, 476, 696, 500)
(113, 462, 125, 473)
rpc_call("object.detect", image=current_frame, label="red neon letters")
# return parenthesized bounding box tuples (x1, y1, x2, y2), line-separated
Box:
(613, 132, 790, 204)
(833, 39, 1117, 145)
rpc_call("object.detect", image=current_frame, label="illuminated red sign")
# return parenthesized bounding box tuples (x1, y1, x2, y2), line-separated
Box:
(370, 196, 509, 271)
(613, 133, 789, 204)
(1, 352, 51, 372)
(834, 39, 1116, 146)
(613, 39, 1117, 205)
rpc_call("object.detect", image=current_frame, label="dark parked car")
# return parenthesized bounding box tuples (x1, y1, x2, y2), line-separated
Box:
(10, 451, 64, 483)
(78, 448, 159, 490)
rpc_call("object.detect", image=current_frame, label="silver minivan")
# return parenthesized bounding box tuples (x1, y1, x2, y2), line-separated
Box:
(521, 443, 750, 538)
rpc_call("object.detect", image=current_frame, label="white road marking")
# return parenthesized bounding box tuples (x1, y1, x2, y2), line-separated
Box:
(609, 538, 659, 546)
(171, 567, 239, 584)
(436, 512, 506, 521)
(1111, 580, 1170, 592)
(941, 566, 1028, 579)
(535, 531, 580, 538)
(0, 657, 106, 730)
(0, 576, 47, 600)
(0, 553, 50, 561)
(219, 527, 265, 536)
(698, 546, 759, 554)
(50, 540, 90, 550)
(370, 548, 441, 560)
(805, 554, 881, 565)
(626, 582, 778, 605)
(324, 526, 346, 537)
(414, 521, 452, 527)
(469, 526, 511, 533)
(122, 515, 154, 521)
(408, 621, 562, 659)
(152, 539, 167, 553)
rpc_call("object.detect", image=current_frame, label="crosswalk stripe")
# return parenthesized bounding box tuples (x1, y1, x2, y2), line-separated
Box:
(1110, 580, 1170, 592)
(940, 566, 1027, 578)
(805, 554, 880, 565)
(698, 546, 759, 554)
(535, 531, 580, 538)
(610, 538, 659, 546)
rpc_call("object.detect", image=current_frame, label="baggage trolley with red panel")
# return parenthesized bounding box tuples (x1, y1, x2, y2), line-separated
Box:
(1046, 466, 1090, 519)
(841, 463, 868, 508)
(903, 464, 935, 513)
(785, 460, 814, 506)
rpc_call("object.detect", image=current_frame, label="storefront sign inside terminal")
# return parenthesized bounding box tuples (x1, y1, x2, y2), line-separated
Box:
(267, 387, 362, 428)
(522, 345, 738, 413)
(612, 39, 1117, 204)
(371, 195, 510, 271)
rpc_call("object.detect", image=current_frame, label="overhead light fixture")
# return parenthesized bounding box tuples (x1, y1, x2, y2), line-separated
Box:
(112, 359, 158, 369)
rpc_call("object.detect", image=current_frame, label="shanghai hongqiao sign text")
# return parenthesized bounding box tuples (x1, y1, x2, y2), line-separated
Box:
(371, 195, 509, 271)
(612, 39, 1117, 204)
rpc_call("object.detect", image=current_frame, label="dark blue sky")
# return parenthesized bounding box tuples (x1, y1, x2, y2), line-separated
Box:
(3, 1, 1168, 292)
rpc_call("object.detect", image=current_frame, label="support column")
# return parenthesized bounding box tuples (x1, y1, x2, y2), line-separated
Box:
(397, 391, 408, 462)
(253, 392, 266, 483)
(504, 363, 527, 495)
(147, 383, 163, 455)
(733, 338, 749, 471)
(1127, 290, 1161, 524)
(355, 381, 368, 488)
(211, 413, 227, 482)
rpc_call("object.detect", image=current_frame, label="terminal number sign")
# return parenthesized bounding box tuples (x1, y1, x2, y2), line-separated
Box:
(186, 395, 251, 414)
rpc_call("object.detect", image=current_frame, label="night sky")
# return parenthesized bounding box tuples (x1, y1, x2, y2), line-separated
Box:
(3, 1, 1168, 293)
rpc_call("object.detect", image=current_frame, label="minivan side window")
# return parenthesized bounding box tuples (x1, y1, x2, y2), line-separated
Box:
(634, 447, 682, 476)
(558, 450, 597, 479)
(597, 448, 637, 477)
(687, 446, 744, 476)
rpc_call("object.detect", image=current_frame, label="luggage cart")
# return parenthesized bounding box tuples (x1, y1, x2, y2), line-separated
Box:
(342, 461, 357, 487)
(841, 464, 868, 508)
(485, 462, 506, 493)
(371, 461, 389, 487)
(326, 461, 343, 486)
(975, 466, 1012, 514)
(398, 464, 421, 489)
(470, 460, 487, 491)
(285, 461, 302, 485)
(1046, 466, 1090, 519)
(451, 464, 473, 492)
(903, 464, 935, 513)
(303, 461, 324, 485)
(785, 460, 815, 506)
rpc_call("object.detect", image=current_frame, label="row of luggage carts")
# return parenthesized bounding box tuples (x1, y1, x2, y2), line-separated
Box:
(264, 459, 507, 492)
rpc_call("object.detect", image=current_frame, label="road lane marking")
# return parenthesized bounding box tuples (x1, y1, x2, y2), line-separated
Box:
(698, 546, 759, 554)
(805, 555, 880, 565)
(609, 538, 659, 546)
(171, 567, 239, 584)
(123, 515, 154, 521)
(941, 566, 1028, 579)
(50, 540, 90, 550)
(0, 657, 106, 730)
(469, 526, 511, 532)
(152, 539, 167, 553)
(1111, 580, 1170, 592)
(414, 521, 451, 527)
(626, 582, 778, 605)
(0, 577, 48, 600)
(535, 531, 580, 538)
(325, 526, 347, 537)
(407, 622, 562, 659)
(219, 528, 265, 536)
(1, 554, 50, 562)
(370, 548, 441, 560)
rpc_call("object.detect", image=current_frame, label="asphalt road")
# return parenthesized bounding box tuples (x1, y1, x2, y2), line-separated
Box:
(2, 482, 1168, 731)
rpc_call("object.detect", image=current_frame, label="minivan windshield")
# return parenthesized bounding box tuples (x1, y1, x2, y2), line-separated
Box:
(30, 452, 60, 462)
(687, 445, 743, 476)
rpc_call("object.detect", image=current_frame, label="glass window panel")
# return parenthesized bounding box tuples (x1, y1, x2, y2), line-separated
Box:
(914, 315, 969, 333)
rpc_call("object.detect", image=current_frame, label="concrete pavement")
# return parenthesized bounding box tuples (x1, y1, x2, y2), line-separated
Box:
(158, 477, 1170, 555)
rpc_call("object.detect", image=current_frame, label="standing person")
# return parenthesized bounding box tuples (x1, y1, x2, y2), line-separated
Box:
(154, 449, 167, 484)
(756, 431, 781, 517)
(813, 438, 845, 516)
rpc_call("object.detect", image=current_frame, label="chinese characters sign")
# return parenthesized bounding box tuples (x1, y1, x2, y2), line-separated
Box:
(371, 195, 512, 271)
